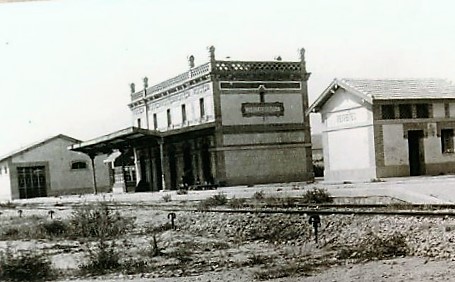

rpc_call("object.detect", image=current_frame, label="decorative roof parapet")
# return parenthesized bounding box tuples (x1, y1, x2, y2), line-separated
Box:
(130, 62, 211, 103)
(130, 47, 308, 104)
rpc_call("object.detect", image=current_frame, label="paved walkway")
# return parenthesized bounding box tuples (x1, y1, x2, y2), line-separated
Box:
(9, 175, 455, 206)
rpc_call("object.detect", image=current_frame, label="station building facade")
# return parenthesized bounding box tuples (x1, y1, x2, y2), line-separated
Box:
(71, 47, 313, 191)
(309, 78, 455, 182)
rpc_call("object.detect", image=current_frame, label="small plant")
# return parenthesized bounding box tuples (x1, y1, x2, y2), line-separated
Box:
(79, 240, 121, 276)
(198, 192, 228, 210)
(40, 220, 68, 237)
(150, 235, 162, 257)
(166, 246, 193, 263)
(247, 254, 272, 265)
(301, 188, 333, 204)
(253, 190, 265, 201)
(336, 232, 408, 261)
(70, 202, 134, 239)
(176, 189, 188, 195)
(228, 197, 246, 209)
(162, 194, 172, 202)
(0, 248, 54, 281)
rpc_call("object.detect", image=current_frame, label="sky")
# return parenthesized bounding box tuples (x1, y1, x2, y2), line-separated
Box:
(1, 0, 455, 156)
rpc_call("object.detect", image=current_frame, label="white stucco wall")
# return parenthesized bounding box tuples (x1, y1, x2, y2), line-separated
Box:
(327, 127, 372, 170)
(0, 161, 12, 201)
(140, 82, 215, 131)
(320, 88, 376, 181)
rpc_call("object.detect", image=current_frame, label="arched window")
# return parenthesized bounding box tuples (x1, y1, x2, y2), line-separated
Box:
(71, 161, 87, 170)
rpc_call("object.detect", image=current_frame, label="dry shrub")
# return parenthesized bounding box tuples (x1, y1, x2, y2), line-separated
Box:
(0, 248, 54, 281)
(336, 232, 408, 261)
(79, 240, 121, 276)
(301, 188, 333, 204)
(70, 202, 134, 239)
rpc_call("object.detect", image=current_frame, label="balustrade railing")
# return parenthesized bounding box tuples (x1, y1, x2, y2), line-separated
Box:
(131, 62, 211, 102)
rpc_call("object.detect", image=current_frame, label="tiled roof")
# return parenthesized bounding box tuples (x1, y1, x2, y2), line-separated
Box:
(340, 79, 455, 100)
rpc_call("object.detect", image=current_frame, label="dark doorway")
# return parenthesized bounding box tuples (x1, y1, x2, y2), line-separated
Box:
(408, 130, 425, 176)
(17, 166, 47, 199)
(201, 143, 213, 184)
(168, 145, 177, 190)
(183, 143, 194, 185)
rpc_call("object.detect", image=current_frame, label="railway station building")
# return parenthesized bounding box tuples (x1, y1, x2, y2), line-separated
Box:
(308, 78, 455, 182)
(70, 47, 314, 192)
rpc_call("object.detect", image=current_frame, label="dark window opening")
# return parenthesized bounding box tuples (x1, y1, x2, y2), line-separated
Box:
(199, 98, 205, 118)
(441, 129, 454, 154)
(416, 104, 429, 118)
(399, 104, 412, 119)
(381, 105, 395, 120)
(71, 161, 87, 170)
(167, 109, 172, 127)
(181, 104, 187, 124)
(259, 92, 265, 103)
(137, 118, 141, 128)
(153, 113, 158, 130)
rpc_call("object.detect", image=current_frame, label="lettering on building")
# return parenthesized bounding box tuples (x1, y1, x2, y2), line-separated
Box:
(241, 102, 285, 117)
(336, 112, 357, 124)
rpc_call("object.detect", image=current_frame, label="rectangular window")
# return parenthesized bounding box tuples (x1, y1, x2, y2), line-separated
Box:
(199, 98, 205, 118)
(153, 113, 157, 130)
(416, 104, 429, 118)
(167, 109, 171, 127)
(137, 118, 141, 128)
(399, 104, 412, 119)
(445, 103, 450, 118)
(260, 92, 265, 103)
(381, 105, 395, 120)
(441, 129, 454, 153)
(181, 104, 187, 124)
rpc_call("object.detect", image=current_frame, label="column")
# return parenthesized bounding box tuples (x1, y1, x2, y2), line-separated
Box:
(89, 153, 98, 195)
(159, 138, 166, 190)
(133, 148, 141, 185)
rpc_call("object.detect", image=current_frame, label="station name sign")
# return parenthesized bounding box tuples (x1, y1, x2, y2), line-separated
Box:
(241, 102, 285, 117)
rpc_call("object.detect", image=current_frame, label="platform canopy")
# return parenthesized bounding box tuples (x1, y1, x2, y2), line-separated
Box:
(69, 127, 162, 156)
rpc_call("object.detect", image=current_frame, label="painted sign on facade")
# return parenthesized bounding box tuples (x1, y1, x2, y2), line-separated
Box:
(241, 102, 284, 117)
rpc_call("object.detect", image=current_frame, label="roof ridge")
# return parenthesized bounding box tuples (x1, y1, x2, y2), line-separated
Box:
(0, 134, 80, 163)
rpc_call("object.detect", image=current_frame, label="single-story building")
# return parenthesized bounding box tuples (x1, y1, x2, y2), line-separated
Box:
(308, 78, 455, 182)
(0, 134, 110, 200)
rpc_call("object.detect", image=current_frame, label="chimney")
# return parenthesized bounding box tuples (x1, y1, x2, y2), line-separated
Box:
(130, 83, 135, 94)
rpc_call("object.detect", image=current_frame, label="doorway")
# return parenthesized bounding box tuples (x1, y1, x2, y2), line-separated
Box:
(183, 144, 194, 186)
(408, 130, 425, 176)
(17, 166, 47, 199)
(168, 145, 177, 190)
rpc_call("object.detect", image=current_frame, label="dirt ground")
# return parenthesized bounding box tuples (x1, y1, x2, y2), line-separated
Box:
(2, 181, 455, 281)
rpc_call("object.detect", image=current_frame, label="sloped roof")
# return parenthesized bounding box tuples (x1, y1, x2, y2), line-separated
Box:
(0, 134, 81, 163)
(308, 78, 455, 113)
(341, 78, 455, 100)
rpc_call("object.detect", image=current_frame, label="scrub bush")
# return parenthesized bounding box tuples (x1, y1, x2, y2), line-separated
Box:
(301, 188, 333, 204)
(0, 248, 54, 281)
